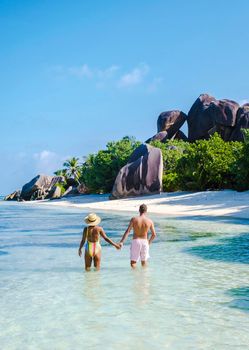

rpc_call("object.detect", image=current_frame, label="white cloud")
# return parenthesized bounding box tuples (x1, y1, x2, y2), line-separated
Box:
(51, 62, 163, 92)
(147, 77, 164, 93)
(118, 63, 150, 87)
(95, 65, 120, 89)
(68, 64, 93, 78)
(65, 64, 120, 82)
(33, 150, 65, 175)
(1, 150, 69, 194)
(97, 65, 120, 79)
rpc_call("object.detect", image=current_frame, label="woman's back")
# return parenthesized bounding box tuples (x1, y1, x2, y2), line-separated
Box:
(86, 226, 101, 243)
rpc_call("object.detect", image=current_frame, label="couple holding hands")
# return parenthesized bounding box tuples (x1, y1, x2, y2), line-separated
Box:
(78, 204, 156, 270)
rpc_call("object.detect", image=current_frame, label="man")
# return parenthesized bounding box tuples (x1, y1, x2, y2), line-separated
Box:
(119, 204, 156, 268)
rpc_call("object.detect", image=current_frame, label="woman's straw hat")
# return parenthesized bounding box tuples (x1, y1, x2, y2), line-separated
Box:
(84, 213, 101, 226)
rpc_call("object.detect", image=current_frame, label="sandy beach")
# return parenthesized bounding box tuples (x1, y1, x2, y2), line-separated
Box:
(36, 190, 249, 219)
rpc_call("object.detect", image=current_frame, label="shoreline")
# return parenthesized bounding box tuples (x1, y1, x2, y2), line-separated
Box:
(28, 190, 249, 219)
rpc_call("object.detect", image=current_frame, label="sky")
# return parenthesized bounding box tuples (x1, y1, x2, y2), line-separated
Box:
(1, 0, 249, 194)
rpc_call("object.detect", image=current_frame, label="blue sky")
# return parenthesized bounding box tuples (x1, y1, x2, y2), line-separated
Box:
(1, 0, 249, 194)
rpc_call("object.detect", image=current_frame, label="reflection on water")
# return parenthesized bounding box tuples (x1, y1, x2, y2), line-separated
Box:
(131, 268, 151, 307)
(1, 202, 249, 349)
(82, 271, 102, 307)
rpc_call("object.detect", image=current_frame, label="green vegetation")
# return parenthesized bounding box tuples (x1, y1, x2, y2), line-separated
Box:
(55, 182, 67, 196)
(54, 157, 82, 194)
(62, 157, 81, 184)
(80, 136, 141, 193)
(54, 133, 249, 194)
(152, 133, 245, 192)
(54, 169, 68, 178)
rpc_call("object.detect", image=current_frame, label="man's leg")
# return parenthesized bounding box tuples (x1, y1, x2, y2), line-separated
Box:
(141, 240, 149, 267)
(130, 239, 140, 269)
(141, 260, 147, 267)
(84, 251, 92, 271)
(94, 252, 101, 271)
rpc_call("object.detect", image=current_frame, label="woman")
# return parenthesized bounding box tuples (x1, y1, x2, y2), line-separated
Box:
(78, 213, 120, 271)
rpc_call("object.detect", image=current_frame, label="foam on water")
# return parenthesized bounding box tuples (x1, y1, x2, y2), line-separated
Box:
(1, 201, 249, 350)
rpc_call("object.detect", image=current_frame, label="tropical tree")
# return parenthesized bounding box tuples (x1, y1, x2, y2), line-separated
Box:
(63, 157, 81, 184)
(81, 136, 141, 193)
(54, 169, 68, 178)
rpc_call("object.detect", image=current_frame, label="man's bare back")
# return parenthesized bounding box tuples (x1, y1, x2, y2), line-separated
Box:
(119, 204, 156, 268)
(132, 215, 154, 240)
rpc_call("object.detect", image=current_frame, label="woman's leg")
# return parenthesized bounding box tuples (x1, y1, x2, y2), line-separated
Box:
(130, 260, 137, 268)
(85, 250, 92, 271)
(94, 251, 101, 271)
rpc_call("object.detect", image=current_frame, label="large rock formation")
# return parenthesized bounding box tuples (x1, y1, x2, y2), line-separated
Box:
(4, 190, 21, 201)
(173, 130, 188, 141)
(145, 131, 168, 143)
(62, 185, 80, 197)
(187, 94, 216, 141)
(146, 129, 188, 143)
(187, 94, 247, 142)
(157, 110, 187, 138)
(230, 104, 249, 141)
(111, 144, 163, 199)
(145, 110, 187, 144)
(20, 174, 64, 200)
(66, 177, 79, 188)
(46, 185, 62, 199)
(208, 99, 240, 141)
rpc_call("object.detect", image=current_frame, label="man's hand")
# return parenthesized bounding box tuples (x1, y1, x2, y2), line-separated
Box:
(115, 243, 121, 250)
(148, 222, 156, 245)
(78, 248, 82, 257)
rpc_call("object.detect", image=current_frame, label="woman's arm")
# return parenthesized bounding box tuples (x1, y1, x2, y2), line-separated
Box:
(78, 227, 87, 256)
(99, 228, 120, 249)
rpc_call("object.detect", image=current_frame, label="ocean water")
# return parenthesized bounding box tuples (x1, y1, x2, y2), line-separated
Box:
(0, 201, 249, 350)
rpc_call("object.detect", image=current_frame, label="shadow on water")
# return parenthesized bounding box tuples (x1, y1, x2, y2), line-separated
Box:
(162, 231, 217, 243)
(0, 242, 78, 249)
(0, 239, 128, 250)
(0, 250, 9, 256)
(226, 287, 249, 313)
(157, 214, 249, 227)
(184, 233, 249, 264)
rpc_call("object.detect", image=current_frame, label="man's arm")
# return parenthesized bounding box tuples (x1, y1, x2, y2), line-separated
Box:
(78, 228, 87, 256)
(148, 221, 156, 245)
(99, 228, 120, 249)
(119, 218, 134, 245)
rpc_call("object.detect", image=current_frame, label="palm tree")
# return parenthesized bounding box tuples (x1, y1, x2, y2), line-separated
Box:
(63, 157, 81, 184)
(54, 169, 68, 178)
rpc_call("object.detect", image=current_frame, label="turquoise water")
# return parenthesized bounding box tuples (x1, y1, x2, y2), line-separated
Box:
(1, 201, 249, 350)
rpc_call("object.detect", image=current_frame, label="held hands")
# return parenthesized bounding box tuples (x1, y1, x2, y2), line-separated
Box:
(117, 242, 123, 249)
(114, 242, 123, 250)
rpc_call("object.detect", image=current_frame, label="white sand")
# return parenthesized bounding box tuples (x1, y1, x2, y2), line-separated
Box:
(37, 190, 249, 219)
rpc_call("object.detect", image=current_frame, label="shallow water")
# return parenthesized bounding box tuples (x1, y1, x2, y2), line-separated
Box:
(1, 201, 249, 350)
